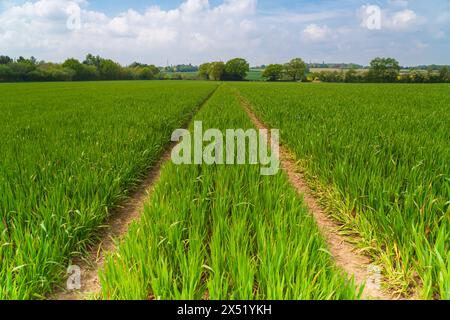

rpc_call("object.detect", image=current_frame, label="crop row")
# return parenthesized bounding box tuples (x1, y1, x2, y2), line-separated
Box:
(0, 81, 218, 299)
(233, 82, 450, 299)
(99, 85, 360, 300)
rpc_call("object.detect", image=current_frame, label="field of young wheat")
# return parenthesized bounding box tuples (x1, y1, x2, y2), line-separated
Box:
(233, 82, 450, 299)
(0, 81, 218, 299)
(0, 80, 448, 300)
(99, 85, 359, 300)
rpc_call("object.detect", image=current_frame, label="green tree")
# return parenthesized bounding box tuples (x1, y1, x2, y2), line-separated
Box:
(368, 57, 400, 82)
(99, 59, 123, 80)
(0, 64, 13, 81)
(79, 64, 99, 80)
(16, 56, 37, 66)
(30, 63, 75, 81)
(62, 58, 82, 70)
(345, 69, 358, 83)
(8, 61, 36, 80)
(129, 62, 148, 68)
(137, 65, 160, 80)
(285, 58, 307, 81)
(439, 66, 449, 82)
(0, 56, 12, 65)
(83, 54, 102, 68)
(262, 64, 283, 81)
(224, 58, 249, 80)
(62, 58, 83, 79)
(408, 69, 425, 83)
(49, 67, 74, 81)
(208, 62, 225, 81)
(26, 69, 47, 81)
(198, 63, 211, 80)
(63, 58, 98, 80)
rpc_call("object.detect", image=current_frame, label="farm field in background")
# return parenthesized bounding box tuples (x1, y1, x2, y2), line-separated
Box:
(162, 69, 265, 81)
(233, 82, 450, 299)
(163, 71, 200, 80)
(0, 80, 448, 300)
(160, 68, 429, 81)
(0, 81, 218, 299)
(246, 69, 264, 81)
(309, 68, 367, 73)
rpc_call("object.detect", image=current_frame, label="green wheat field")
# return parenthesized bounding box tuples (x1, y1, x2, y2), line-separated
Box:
(0, 81, 448, 300)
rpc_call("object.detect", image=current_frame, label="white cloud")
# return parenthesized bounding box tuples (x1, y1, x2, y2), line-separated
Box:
(0, 0, 262, 63)
(388, 9, 418, 30)
(302, 24, 333, 42)
(359, 4, 424, 32)
(359, 5, 382, 30)
(180, 0, 209, 14)
(213, 0, 256, 15)
(0, 0, 447, 66)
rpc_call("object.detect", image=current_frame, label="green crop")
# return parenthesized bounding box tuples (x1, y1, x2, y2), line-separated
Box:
(2, 80, 447, 300)
(0, 81, 218, 299)
(232, 82, 450, 299)
(99, 85, 359, 300)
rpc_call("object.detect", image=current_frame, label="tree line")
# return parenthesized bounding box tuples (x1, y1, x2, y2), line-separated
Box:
(262, 57, 449, 83)
(0, 54, 448, 83)
(196, 58, 308, 82)
(164, 64, 198, 73)
(261, 58, 309, 81)
(309, 58, 450, 83)
(0, 54, 161, 82)
(198, 58, 250, 81)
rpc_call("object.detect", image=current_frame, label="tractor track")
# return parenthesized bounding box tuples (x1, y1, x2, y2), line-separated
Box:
(235, 89, 394, 300)
(51, 85, 220, 300)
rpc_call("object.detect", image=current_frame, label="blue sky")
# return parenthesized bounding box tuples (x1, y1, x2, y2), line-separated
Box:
(85, 0, 357, 15)
(83, 1, 413, 16)
(0, 0, 449, 66)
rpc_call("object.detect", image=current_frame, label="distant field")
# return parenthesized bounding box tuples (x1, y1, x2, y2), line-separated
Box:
(163, 69, 265, 81)
(163, 71, 199, 80)
(246, 69, 264, 81)
(187, 67, 432, 80)
(310, 68, 367, 73)
(309, 68, 441, 75)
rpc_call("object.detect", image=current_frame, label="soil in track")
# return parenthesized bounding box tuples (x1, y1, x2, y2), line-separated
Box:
(235, 90, 393, 300)
(52, 86, 220, 300)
